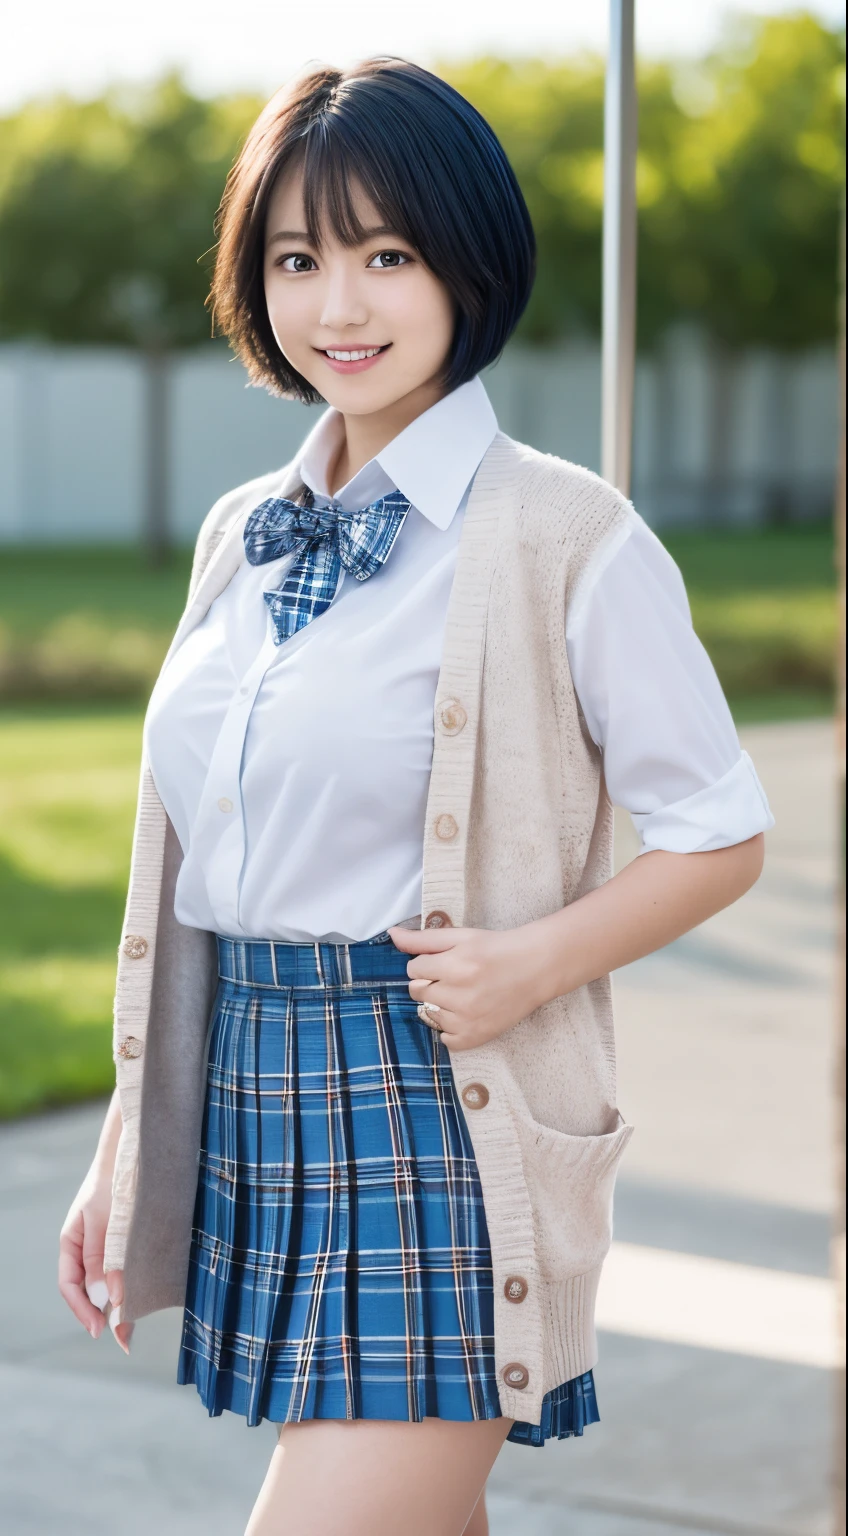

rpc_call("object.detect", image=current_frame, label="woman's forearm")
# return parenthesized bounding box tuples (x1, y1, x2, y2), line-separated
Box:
(91, 1085, 123, 1180)
(525, 834, 766, 1006)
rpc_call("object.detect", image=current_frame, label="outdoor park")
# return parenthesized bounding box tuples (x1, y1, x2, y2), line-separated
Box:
(0, 6, 844, 1535)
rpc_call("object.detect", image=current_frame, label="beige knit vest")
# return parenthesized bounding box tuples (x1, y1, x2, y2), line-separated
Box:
(104, 430, 635, 1425)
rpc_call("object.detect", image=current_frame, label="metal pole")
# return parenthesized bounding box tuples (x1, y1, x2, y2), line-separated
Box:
(602, 0, 638, 496)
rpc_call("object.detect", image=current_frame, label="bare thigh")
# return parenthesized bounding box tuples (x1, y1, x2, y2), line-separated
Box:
(244, 1415, 513, 1536)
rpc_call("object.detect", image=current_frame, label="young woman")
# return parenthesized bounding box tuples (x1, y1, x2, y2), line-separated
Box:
(58, 57, 774, 1536)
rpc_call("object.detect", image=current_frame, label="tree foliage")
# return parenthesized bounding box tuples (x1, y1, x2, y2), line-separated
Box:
(0, 13, 843, 353)
(442, 12, 845, 350)
(0, 76, 257, 346)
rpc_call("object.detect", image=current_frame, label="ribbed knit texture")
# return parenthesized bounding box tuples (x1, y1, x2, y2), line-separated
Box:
(104, 433, 635, 1425)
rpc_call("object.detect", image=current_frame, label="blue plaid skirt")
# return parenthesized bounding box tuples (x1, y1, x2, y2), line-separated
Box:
(176, 930, 600, 1445)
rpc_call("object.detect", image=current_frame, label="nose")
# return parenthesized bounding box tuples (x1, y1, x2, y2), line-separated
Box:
(319, 263, 369, 333)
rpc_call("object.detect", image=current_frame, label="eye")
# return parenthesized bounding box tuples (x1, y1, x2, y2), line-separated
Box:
(277, 254, 317, 273)
(367, 250, 411, 269)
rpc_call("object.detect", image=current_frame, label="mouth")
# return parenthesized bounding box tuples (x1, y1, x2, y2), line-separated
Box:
(316, 343, 392, 375)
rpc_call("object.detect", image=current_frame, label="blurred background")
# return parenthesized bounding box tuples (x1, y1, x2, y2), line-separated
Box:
(0, 3, 844, 1534)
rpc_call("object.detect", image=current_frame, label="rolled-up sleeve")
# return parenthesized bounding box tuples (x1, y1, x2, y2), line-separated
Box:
(565, 510, 775, 854)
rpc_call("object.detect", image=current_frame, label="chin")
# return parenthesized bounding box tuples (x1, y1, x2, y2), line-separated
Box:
(320, 378, 406, 415)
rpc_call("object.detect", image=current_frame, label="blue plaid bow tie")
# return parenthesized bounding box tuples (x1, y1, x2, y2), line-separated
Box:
(242, 487, 412, 645)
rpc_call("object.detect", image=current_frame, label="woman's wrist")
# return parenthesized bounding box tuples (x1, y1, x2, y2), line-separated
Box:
(91, 1086, 123, 1181)
(517, 909, 579, 1011)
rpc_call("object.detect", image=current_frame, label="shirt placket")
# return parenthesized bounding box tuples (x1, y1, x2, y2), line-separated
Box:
(191, 627, 282, 936)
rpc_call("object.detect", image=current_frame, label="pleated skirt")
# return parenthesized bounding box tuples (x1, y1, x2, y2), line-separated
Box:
(176, 930, 600, 1445)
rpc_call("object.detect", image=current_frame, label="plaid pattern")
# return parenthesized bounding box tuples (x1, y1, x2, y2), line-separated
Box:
(242, 489, 412, 645)
(176, 931, 600, 1444)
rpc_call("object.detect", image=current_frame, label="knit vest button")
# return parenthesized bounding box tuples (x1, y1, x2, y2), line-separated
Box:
(438, 698, 467, 734)
(502, 1362, 530, 1390)
(117, 1035, 144, 1059)
(122, 934, 148, 960)
(434, 813, 458, 841)
(461, 1082, 489, 1110)
(503, 1275, 528, 1304)
(424, 910, 453, 928)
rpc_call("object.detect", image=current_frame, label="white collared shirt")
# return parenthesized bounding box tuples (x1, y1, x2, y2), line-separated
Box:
(143, 375, 773, 943)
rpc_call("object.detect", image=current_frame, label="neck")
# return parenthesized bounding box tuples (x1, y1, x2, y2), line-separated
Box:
(327, 377, 448, 495)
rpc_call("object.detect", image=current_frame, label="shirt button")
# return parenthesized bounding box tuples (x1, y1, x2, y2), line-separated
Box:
(117, 1035, 144, 1059)
(438, 698, 467, 734)
(434, 813, 458, 841)
(424, 910, 453, 929)
(239, 683, 250, 697)
(502, 1363, 530, 1390)
(218, 797, 234, 813)
(122, 935, 148, 960)
(461, 1083, 489, 1110)
(504, 1275, 529, 1304)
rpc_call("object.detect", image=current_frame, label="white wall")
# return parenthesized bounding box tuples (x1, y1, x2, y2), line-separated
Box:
(0, 326, 838, 545)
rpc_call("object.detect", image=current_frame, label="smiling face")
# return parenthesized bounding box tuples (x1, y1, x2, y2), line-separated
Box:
(263, 161, 456, 422)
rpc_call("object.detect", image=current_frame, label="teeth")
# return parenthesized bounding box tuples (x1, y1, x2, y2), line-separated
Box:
(325, 347, 384, 361)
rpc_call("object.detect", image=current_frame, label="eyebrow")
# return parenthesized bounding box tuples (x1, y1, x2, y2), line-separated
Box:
(266, 225, 400, 247)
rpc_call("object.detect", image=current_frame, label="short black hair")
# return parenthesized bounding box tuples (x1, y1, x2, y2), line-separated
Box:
(209, 57, 536, 403)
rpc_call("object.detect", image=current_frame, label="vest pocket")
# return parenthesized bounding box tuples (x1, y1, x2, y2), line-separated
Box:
(515, 1110, 634, 1281)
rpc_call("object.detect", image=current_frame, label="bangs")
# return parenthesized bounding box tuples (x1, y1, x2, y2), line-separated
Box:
(298, 120, 420, 260)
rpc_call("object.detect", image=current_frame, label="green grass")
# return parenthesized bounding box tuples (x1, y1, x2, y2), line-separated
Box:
(0, 523, 839, 1118)
(662, 524, 837, 592)
(726, 688, 835, 725)
(0, 544, 193, 637)
(663, 523, 838, 715)
(0, 545, 193, 702)
(0, 708, 143, 1118)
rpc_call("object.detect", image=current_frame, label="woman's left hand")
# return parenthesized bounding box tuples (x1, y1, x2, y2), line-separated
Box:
(386, 923, 549, 1051)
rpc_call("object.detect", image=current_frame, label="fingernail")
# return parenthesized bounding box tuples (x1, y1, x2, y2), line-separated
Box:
(87, 1279, 109, 1311)
(110, 1308, 131, 1354)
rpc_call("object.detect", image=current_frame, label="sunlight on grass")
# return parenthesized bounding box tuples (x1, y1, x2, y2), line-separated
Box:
(0, 955, 118, 1117)
(1, 954, 117, 1019)
(690, 589, 837, 695)
(1, 711, 141, 885)
(0, 710, 143, 1117)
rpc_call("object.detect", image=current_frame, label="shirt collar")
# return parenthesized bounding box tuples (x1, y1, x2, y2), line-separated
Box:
(296, 375, 499, 531)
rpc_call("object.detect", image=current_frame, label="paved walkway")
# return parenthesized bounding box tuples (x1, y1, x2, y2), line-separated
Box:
(0, 719, 839, 1535)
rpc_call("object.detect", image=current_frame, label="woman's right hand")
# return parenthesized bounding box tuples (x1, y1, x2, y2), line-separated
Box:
(58, 1167, 132, 1353)
(57, 1088, 133, 1353)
